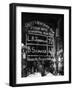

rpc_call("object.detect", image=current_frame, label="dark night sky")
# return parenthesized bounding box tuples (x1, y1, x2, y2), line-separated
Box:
(22, 12, 64, 40)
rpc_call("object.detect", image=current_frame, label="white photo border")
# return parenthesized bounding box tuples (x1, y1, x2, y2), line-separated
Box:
(16, 6, 70, 84)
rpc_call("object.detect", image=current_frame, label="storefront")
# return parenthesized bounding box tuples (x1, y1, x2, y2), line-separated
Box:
(22, 21, 56, 77)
